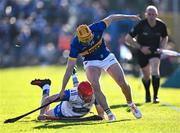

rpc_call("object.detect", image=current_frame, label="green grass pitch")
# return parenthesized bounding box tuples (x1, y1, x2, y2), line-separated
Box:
(0, 66, 180, 133)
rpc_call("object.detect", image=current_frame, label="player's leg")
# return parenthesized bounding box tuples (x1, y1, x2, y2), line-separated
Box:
(136, 52, 151, 102)
(149, 57, 160, 103)
(107, 63, 132, 102)
(40, 94, 62, 120)
(85, 66, 116, 121)
(107, 63, 142, 119)
(141, 64, 151, 102)
(31, 79, 51, 117)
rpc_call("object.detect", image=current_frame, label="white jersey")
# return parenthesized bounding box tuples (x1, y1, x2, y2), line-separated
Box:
(54, 87, 95, 117)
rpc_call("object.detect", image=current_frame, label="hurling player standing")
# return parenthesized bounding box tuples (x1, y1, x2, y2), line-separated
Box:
(125, 5, 168, 103)
(59, 14, 142, 121)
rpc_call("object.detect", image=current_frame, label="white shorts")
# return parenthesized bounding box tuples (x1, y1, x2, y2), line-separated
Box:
(83, 53, 118, 71)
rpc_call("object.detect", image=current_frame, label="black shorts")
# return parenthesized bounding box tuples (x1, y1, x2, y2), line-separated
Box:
(137, 50, 160, 68)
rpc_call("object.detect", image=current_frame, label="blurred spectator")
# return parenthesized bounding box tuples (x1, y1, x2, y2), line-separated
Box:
(0, 0, 177, 79)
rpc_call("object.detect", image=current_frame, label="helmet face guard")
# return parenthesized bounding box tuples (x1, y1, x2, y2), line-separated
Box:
(76, 25, 93, 44)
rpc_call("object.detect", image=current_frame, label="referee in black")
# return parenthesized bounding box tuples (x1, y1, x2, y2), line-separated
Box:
(125, 5, 168, 103)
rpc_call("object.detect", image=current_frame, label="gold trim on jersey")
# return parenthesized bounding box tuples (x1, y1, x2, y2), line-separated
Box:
(80, 38, 102, 56)
(102, 20, 108, 28)
(68, 57, 77, 60)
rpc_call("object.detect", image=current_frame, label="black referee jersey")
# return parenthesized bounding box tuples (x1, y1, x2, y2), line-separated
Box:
(129, 19, 168, 53)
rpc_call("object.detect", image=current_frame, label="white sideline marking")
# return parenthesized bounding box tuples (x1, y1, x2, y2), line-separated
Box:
(160, 102, 180, 112)
(133, 81, 180, 112)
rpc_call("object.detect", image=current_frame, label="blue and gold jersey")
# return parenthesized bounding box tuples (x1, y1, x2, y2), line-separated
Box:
(69, 21, 110, 61)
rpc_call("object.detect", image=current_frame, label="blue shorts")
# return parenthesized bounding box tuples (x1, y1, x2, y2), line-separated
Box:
(53, 103, 64, 117)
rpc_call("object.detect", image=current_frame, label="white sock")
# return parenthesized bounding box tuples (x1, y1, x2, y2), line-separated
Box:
(42, 84, 50, 95)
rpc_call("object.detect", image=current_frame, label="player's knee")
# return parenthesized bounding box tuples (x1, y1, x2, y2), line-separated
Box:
(152, 72, 159, 76)
(151, 70, 159, 76)
(142, 73, 151, 80)
(90, 81, 101, 91)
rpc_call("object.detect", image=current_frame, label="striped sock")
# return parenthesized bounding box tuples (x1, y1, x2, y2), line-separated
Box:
(105, 108, 113, 115)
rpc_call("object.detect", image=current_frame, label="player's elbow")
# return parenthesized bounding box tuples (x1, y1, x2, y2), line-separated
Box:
(125, 34, 129, 41)
(164, 36, 168, 41)
(125, 34, 132, 45)
(106, 15, 117, 22)
(45, 96, 53, 104)
(103, 15, 114, 27)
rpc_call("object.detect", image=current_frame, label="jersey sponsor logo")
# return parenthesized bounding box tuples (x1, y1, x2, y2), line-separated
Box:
(80, 38, 102, 56)
(89, 40, 95, 46)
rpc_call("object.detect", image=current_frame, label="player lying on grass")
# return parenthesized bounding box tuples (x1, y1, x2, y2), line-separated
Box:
(31, 69, 104, 121)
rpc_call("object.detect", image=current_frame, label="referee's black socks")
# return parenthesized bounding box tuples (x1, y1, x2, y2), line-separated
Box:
(152, 75, 160, 99)
(142, 78, 151, 102)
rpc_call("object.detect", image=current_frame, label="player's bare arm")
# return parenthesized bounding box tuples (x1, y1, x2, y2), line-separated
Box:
(95, 104, 105, 119)
(103, 14, 141, 27)
(160, 36, 168, 49)
(125, 34, 141, 49)
(60, 59, 76, 96)
(39, 94, 62, 116)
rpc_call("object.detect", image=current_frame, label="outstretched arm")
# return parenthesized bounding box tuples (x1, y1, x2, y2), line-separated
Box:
(59, 59, 76, 96)
(160, 36, 168, 49)
(103, 14, 141, 28)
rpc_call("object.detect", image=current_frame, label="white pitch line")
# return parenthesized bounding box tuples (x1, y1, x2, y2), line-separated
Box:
(134, 93, 180, 112)
(132, 83, 180, 112)
(160, 102, 180, 112)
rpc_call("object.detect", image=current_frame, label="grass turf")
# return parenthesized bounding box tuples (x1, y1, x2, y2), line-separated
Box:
(0, 66, 180, 133)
